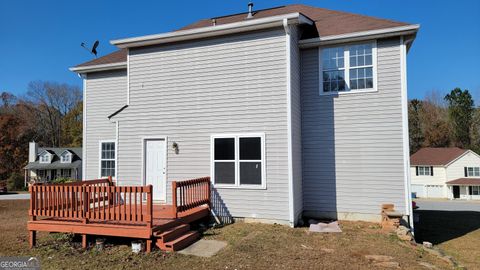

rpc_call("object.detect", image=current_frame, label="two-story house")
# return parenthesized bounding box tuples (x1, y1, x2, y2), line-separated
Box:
(410, 147, 480, 200)
(70, 4, 419, 226)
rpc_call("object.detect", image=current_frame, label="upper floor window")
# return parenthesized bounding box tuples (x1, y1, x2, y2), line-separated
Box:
(60, 152, 72, 163)
(465, 167, 480, 177)
(39, 152, 51, 163)
(212, 134, 265, 188)
(417, 166, 432, 176)
(320, 42, 376, 94)
(100, 141, 115, 178)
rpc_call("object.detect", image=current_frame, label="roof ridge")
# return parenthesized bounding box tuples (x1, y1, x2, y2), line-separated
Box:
(211, 5, 288, 20)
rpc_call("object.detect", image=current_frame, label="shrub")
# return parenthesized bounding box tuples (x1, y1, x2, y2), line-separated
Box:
(7, 173, 24, 191)
(52, 177, 74, 184)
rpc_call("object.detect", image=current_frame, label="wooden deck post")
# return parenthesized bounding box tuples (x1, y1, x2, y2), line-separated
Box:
(29, 231, 36, 248)
(146, 239, 152, 253)
(172, 181, 178, 218)
(146, 185, 153, 229)
(82, 234, 88, 249)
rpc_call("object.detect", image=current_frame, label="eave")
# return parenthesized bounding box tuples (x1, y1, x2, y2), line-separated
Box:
(111, 13, 313, 48)
(299, 24, 420, 48)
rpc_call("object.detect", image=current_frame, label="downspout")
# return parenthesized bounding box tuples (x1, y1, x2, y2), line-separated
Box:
(115, 120, 119, 184)
(81, 74, 87, 180)
(400, 36, 415, 231)
(283, 18, 295, 227)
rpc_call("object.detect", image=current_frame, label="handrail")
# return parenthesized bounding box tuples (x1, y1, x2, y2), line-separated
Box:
(29, 178, 152, 227)
(172, 177, 211, 218)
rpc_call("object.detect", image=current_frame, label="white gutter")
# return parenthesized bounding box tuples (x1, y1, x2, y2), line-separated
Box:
(111, 13, 313, 48)
(70, 62, 127, 74)
(299, 24, 420, 48)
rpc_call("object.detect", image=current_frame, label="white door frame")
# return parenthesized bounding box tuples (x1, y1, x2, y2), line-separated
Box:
(141, 136, 168, 202)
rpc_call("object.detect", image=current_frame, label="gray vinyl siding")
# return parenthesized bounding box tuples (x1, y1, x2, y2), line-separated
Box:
(301, 37, 406, 217)
(84, 70, 127, 179)
(113, 29, 290, 222)
(290, 26, 303, 222)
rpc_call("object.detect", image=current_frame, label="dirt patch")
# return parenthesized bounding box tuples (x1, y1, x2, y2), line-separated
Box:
(0, 200, 455, 269)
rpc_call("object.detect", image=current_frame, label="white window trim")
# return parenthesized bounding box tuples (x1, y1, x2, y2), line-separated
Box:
(417, 166, 431, 176)
(318, 40, 378, 96)
(39, 152, 52, 164)
(60, 152, 72, 163)
(210, 133, 266, 190)
(98, 140, 116, 179)
(466, 166, 480, 177)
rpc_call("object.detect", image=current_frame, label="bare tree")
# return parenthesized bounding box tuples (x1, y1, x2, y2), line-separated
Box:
(25, 81, 81, 147)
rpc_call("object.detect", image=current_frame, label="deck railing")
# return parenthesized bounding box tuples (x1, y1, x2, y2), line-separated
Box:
(29, 178, 152, 227)
(172, 177, 211, 218)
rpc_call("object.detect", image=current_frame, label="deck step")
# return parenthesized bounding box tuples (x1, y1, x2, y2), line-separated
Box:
(154, 224, 190, 242)
(162, 231, 200, 251)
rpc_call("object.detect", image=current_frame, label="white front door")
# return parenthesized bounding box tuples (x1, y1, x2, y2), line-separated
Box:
(145, 139, 166, 202)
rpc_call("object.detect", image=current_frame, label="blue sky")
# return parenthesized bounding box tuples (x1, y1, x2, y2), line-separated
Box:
(1, 0, 479, 101)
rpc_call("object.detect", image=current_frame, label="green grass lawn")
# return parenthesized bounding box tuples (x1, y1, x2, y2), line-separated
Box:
(0, 200, 455, 270)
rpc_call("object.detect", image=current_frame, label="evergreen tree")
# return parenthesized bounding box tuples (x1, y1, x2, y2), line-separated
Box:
(444, 88, 475, 148)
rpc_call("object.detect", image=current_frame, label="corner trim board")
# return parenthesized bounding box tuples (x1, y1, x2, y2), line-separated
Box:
(283, 18, 295, 227)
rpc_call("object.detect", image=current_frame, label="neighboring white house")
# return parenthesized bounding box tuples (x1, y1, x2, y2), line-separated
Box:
(70, 4, 420, 226)
(24, 142, 82, 185)
(410, 147, 480, 200)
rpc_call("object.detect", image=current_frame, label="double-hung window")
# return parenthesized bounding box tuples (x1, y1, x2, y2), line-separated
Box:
(472, 186, 480, 196)
(417, 166, 431, 176)
(100, 141, 115, 178)
(466, 167, 480, 177)
(212, 134, 265, 188)
(320, 42, 376, 94)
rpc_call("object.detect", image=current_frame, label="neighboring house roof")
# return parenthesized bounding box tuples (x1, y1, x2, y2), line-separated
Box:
(446, 178, 480, 185)
(410, 147, 468, 166)
(25, 147, 82, 170)
(73, 4, 413, 69)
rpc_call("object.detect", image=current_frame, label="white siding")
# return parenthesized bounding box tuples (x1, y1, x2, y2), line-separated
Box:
(301, 37, 407, 219)
(113, 29, 290, 222)
(410, 166, 448, 198)
(446, 151, 480, 180)
(84, 70, 127, 179)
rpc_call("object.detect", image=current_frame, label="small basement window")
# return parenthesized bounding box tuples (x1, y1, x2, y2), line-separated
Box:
(212, 134, 265, 188)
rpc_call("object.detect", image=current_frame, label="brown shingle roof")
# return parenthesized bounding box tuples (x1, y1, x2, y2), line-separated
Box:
(75, 48, 127, 68)
(179, 4, 410, 37)
(410, 147, 468, 166)
(446, 178, 480, 185)
(75, 4, 412, 69)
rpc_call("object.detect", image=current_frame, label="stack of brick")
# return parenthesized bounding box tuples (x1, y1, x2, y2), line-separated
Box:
(381, 204, 403, 231)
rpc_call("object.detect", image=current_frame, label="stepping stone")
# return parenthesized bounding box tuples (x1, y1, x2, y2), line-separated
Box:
(365, 255, 394, 262)
(178, 239, 227, 257)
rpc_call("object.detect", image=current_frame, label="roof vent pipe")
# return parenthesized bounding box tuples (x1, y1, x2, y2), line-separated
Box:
(247, 2, 254, 18)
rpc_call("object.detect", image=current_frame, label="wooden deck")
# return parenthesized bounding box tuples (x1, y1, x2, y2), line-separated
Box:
(27, 177, 211, 252)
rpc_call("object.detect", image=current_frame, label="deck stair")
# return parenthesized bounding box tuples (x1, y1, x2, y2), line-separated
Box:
(153, 223, 200, 251)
